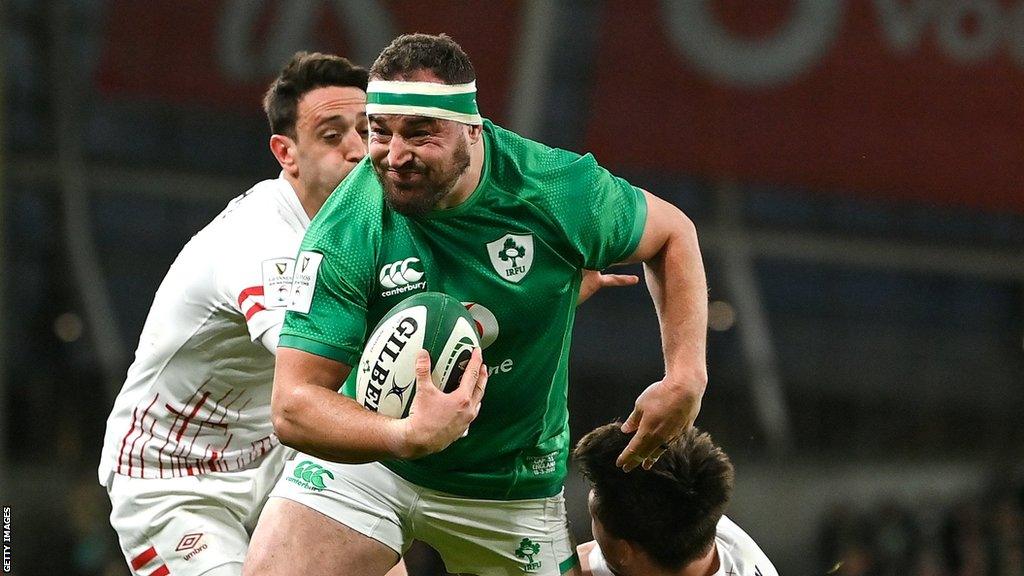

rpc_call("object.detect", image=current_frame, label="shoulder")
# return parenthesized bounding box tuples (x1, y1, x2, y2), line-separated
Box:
(209, 178, 298, 240)
(305, 160, 383, 246)
(485, 120, 600, 191)
(716, 516, 780, 575)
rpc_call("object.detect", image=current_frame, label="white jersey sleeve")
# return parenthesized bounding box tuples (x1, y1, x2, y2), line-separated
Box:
(215, 215, 295, 345)
(98, 174, 310, 484)
(586, 515, 778, 576)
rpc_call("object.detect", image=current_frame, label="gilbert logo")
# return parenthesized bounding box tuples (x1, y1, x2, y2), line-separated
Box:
(487, 233, 533, 283)
(176, 533, 208, 561)
(379, 257, 426, 297)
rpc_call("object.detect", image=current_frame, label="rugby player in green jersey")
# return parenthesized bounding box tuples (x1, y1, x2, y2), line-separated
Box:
(245, 34, 708, 576)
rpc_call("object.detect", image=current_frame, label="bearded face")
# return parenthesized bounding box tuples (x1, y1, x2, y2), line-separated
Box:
(369, 115, 473, 216)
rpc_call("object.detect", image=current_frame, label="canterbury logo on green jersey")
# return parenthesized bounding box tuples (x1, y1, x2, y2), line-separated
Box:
(487, 233, 534, 283)
(288, 460, 335, 491)
(380, 257, 427, 297)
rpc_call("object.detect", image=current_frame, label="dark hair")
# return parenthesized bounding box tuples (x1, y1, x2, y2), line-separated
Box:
(369, 33, 475, 84)
(573, 424, 734, 570)
(262, 51, 368, 139)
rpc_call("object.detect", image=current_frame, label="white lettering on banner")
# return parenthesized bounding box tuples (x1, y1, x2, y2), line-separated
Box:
(660, 0, 1024, 87)
(217, 0, 397, 81)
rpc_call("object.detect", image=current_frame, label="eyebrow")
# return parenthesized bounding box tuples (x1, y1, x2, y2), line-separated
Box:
(369, 115, 440, 131)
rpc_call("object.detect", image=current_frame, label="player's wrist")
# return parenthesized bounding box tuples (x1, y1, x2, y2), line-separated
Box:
(660, 368, 707, 395)
(385, 417, 421, 460)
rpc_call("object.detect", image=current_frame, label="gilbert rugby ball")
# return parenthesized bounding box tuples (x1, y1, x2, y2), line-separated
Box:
(355, 292, 480, 418)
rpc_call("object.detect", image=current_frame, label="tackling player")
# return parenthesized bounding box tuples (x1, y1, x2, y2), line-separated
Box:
(97, 52, 379, 576)
(245, 33, 708, 576)
(574, 423, 779, 576)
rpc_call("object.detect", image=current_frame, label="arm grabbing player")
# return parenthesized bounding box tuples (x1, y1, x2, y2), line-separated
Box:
(615, 192, 708, 472)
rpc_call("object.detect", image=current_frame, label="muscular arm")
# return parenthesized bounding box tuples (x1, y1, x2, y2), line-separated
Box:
(616, 190, 708, 470)
(272, 346, 488, 463)
(271, 347, 409, 462)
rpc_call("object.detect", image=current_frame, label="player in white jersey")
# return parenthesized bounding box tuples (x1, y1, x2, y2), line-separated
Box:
(573, 424, 779, 576)
(98, 52, 377, 576)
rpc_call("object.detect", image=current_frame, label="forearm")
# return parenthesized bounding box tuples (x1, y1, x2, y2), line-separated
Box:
(643, 213, 708, 392)
(271, 348, 416, 463)
(273, 383, 410, 463)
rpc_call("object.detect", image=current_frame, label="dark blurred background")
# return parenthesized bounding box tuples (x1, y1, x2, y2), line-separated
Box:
(2, 1, 1023, 575)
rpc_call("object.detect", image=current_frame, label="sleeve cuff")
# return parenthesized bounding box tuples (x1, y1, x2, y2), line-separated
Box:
(278, 334, 359, 366)
(618, 185, 649, 263)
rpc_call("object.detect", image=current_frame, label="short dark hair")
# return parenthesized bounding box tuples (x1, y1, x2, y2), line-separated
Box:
(369, 33, 475, 84)
(573, 424, 734, 570)
(262, 51, 368, 139)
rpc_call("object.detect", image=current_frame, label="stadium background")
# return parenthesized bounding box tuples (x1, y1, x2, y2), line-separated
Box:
(2, 1, 1023, 574)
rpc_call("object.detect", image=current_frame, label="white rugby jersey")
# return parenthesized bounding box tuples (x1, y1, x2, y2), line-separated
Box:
(98, 174, 309, 484)
(587, 516, 778, 576)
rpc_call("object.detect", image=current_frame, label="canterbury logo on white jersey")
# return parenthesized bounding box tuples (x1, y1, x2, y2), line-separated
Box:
(379, 258, 424, 289)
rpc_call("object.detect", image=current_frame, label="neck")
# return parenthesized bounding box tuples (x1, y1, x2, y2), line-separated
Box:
(633, 544, 718, 576)
(436, 133, 485, 210)
(283, 172, 325, 220)
(679, 544, 719, 576)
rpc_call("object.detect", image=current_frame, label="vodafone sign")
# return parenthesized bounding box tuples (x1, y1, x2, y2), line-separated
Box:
(586, 0, 1024, 213)
(95, 1, 518, 121)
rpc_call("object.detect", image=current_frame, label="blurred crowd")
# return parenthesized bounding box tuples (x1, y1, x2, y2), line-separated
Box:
(819, 477, 1024, 576)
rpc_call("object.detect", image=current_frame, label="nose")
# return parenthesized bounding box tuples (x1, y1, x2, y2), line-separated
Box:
(386, 136, 413, 168)
(344, 128, 366, 162)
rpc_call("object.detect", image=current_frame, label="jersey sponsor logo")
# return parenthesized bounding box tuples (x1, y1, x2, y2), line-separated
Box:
(514, 538, 544, 572)
(288, 460, 335, 491)
(462, 302, 499, 349)
(379, 257, 426, 297)
(486, 233, 534, 283)
(462, 302, 515, 374)
(262, 257, 295, 309)
(287, 251, 322, 314)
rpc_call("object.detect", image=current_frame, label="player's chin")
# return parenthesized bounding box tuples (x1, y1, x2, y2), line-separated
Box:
(383, 187, 436, 216)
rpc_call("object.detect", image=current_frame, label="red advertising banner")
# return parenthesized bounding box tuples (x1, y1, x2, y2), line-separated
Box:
(95, 1, 520, 123)
(585, 1, 1024, 213)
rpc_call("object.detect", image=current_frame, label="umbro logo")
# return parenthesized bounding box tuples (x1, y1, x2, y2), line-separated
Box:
(379, 257, 426, 297)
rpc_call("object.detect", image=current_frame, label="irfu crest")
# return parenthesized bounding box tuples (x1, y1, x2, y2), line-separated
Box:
(486, 233, 534, 283)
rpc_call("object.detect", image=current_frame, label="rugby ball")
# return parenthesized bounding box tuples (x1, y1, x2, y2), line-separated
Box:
(354, 292, 480, 418)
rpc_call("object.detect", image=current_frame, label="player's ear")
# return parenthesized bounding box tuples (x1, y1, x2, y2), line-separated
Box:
(466, 124, 483, 144)
(269, 134, 298, 175)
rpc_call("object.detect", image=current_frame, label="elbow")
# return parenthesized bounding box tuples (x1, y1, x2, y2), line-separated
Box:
(271, 391, 305, 448)
(675, 207, 697, 241)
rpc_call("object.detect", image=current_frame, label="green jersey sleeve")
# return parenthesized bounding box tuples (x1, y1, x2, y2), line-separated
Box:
(278, 250, 368, 366)
(538, 152, 648, 270)
(278, 166, 380, 366)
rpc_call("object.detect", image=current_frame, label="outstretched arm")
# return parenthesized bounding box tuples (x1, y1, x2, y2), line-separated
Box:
(615, 190, 708, 472)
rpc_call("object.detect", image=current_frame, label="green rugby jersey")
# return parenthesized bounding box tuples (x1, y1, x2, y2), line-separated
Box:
(280, 120, 647, 500)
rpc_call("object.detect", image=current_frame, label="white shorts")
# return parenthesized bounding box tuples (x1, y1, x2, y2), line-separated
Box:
(270, 458, 579, 576)
(106, 444, 295, 576)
